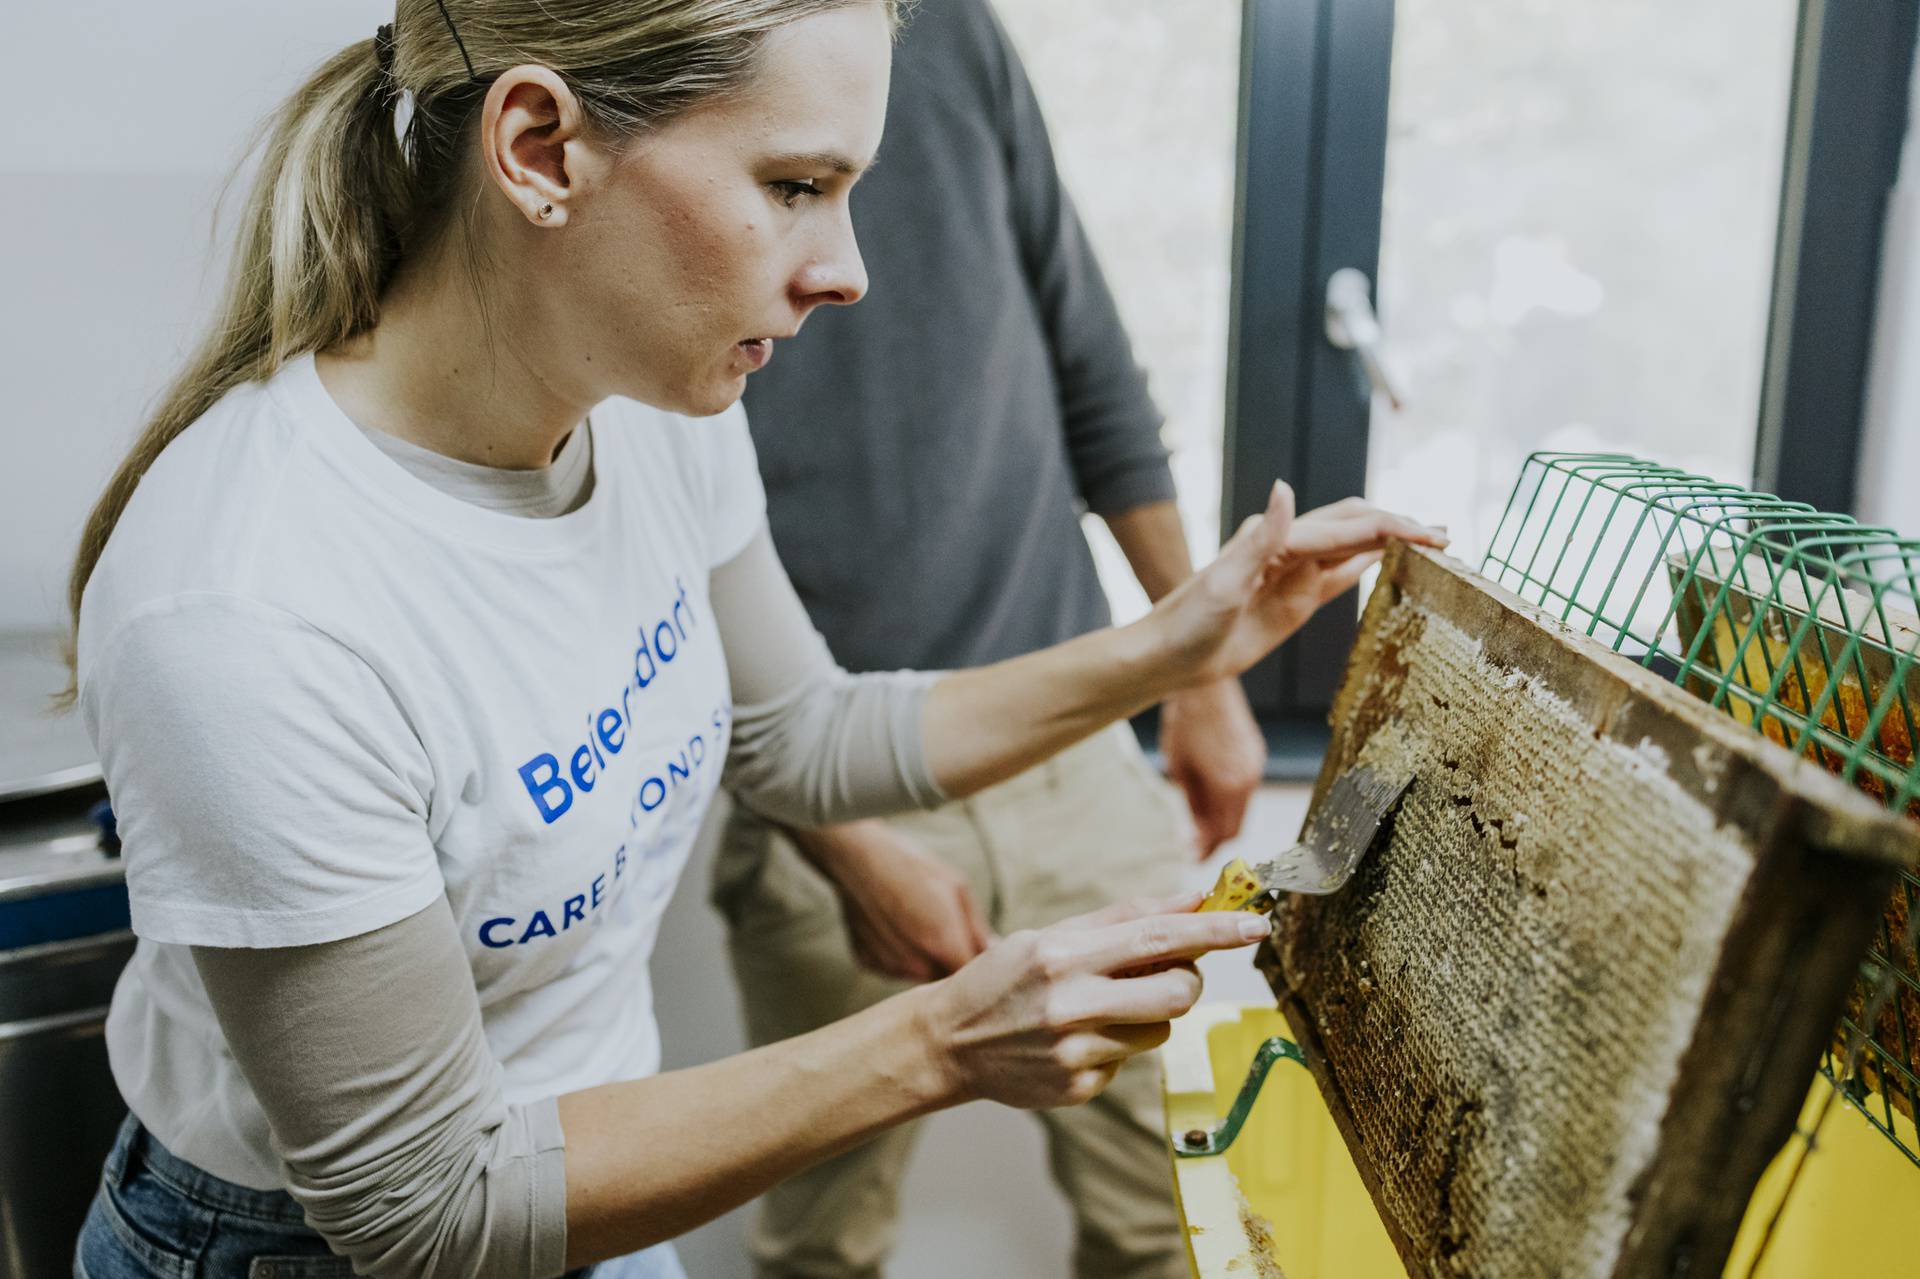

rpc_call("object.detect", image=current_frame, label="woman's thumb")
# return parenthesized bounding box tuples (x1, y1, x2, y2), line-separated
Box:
(1263, 480, 1296, 544)
(1220, 480, 1295, 579)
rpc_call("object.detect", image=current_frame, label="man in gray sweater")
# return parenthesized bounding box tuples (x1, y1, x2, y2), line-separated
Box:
(712, 2, 1266, 1275)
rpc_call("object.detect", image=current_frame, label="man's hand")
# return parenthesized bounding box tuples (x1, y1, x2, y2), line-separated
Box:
(1161, 677, 1265, 856)
(791, 821, 994, 982)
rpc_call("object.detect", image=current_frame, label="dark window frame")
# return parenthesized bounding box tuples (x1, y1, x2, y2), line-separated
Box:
(1753, 0, 1917, 513)
(1215, 0, 1395, 779)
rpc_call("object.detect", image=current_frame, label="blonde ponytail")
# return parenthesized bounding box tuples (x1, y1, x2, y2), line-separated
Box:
(59, 37, 405, 702)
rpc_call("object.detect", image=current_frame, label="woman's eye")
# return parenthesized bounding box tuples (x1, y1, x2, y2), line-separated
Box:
(771, 179, 823, 208)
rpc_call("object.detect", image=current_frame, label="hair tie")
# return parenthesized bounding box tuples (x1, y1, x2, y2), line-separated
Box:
(373, 22, 396, 78)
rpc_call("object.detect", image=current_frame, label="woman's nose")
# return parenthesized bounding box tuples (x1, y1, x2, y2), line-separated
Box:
(794, 258, 867, 309)
(793, 218, 869, 308)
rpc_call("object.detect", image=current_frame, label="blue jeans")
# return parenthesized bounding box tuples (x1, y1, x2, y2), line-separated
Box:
(75, 1113, 685, 1279)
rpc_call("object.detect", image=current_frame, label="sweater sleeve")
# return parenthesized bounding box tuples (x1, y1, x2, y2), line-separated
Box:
(984, 2, 1177, 517)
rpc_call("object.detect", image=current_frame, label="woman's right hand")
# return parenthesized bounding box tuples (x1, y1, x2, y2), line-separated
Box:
(1144, 483, 1447, 689)
(910, 891, 1270, 1109)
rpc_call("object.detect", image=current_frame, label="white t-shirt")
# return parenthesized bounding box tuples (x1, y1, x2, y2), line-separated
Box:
(78, 354, 764, 1189)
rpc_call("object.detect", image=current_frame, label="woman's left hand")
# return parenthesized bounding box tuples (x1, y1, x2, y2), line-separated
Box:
(1146, 481, 1447, 686)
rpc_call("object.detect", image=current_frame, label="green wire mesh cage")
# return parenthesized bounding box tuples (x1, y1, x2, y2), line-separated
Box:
(1480, 452, 1920, 1168)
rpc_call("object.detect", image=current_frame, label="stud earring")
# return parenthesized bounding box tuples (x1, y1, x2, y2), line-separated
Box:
(537, 203, 554, 221)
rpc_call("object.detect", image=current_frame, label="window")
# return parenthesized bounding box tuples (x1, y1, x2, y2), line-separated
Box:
(1368, 0, 1797, 560)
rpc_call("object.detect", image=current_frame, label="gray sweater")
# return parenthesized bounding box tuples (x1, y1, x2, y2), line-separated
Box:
(742, 0, 1175, 673)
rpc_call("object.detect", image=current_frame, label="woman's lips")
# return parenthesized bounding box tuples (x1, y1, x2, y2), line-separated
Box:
(736, 338, 772, 370)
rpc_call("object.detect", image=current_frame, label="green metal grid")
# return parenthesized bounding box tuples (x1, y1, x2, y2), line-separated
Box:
(1480, 452, 1920, 1169)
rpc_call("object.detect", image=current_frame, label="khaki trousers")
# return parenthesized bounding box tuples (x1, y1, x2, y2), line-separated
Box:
(710, 724, 1195, 1279)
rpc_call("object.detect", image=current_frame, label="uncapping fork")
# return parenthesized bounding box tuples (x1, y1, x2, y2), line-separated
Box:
(1198, 762, 1415, 913)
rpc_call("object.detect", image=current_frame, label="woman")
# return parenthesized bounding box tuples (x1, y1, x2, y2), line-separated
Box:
(68, 2, 1444, 1276)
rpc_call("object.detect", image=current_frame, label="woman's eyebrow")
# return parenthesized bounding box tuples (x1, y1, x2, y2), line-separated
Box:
(764, 150, 872, 176)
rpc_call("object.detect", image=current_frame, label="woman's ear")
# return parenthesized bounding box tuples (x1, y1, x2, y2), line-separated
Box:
(479, 64, 606, 227)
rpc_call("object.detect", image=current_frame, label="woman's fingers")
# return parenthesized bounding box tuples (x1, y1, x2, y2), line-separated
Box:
(1094, 965, 1205, 1025)
(1282, 509, 1447, 561)
(1064, 1064, 1123, 1106)
(1054, 890, 1204, 932)
(1313, 550, 1385, 605)
(1216, 482, 1296, 586)
(1265, 478, 1298, 530)
(1039, 966, 1204, 1030)
(1062, 910, 1269, 977)
(1055, 1021, 1176, 1070)
(1225, 483, 1443, 570)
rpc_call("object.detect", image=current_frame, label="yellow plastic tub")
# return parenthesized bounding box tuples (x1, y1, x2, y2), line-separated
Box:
(1164, 1004, 1920, 1277)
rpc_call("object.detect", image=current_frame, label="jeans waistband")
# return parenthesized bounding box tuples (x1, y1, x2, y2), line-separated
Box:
(105, 1113, 313, 1228)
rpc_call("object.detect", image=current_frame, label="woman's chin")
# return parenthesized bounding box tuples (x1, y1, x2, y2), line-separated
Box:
(680, 375, 748, 418)
(631, 371, 745, 419)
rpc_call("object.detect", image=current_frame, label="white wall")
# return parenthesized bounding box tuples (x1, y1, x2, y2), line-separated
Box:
(2, 2, 395, 631)
(1857, 33, 1920, 535)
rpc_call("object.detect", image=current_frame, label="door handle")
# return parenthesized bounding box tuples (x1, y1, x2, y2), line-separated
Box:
(1324, 267, 1407, 410)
